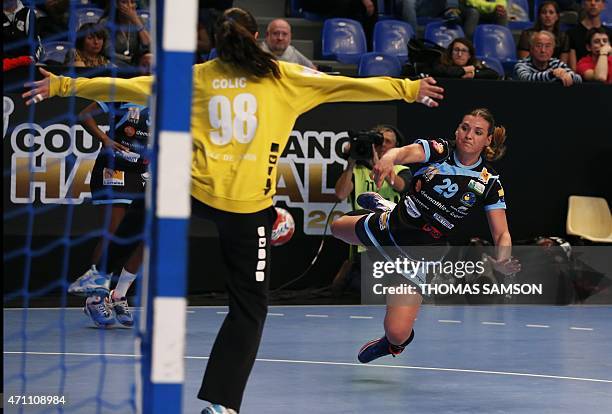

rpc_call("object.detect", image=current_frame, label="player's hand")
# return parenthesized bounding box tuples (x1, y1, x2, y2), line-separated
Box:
(488, 256, 521, 276)
(416, 77, 443, 108)
(101, 136, 130, 153)
(23, 67, 53, 105)
(370, 149, 395, 189)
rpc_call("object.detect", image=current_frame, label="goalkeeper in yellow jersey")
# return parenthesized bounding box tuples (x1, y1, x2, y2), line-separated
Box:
(23, 7, 443, 414)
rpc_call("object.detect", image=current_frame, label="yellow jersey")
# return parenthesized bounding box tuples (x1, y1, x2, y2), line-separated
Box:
(50, 61, 421, 213)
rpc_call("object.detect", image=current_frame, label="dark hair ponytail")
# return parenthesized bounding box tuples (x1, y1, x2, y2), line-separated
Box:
(468, 108, 507, 161)
(215, 8, 280, 79)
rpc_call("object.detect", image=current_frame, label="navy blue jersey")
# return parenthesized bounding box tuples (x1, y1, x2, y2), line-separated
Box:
(391, 138, 506, 243)
(97, 101, 150, 172)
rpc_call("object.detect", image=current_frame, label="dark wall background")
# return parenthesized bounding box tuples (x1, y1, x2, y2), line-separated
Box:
(4, 71, 611, 296)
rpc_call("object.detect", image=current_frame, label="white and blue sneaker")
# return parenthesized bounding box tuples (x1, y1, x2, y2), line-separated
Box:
(109, 290, 134, 327)
(356, 192, 397, 212)
(202, 404, 237, 414)
(68, 265, 110, 297)
(84, 295, 115, 328)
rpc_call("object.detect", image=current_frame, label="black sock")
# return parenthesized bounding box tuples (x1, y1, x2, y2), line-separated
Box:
(388, 329, 415, 352)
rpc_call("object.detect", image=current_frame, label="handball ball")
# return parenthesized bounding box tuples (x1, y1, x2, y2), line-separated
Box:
(271, 207, 295, 246)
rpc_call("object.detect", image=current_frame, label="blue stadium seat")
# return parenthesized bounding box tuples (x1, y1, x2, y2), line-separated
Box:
(424, 21, 465, 48)
(41, 41, 73, 64)
(358, 52, 402, 77)
(476, 55, 505, 78)
(508, 0, 533, 30)
(322, 18, 367, 64)
(373, 20, 414, 62)
(75, 7, 104, 30)
(473, 24, 517, 74)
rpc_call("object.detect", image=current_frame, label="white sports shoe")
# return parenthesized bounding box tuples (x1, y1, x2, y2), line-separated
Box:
(356, 192, 397, 212)
(68, 265, 111, 297)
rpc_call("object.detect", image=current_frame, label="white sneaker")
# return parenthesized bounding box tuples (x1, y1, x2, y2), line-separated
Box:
(68, 265, 110, 297)
(356, 192, 397, 212)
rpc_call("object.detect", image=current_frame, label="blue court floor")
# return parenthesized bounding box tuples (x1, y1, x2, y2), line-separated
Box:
(4, 305, 612, 413)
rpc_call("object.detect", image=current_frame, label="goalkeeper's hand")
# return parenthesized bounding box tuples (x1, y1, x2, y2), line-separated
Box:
(22, 67, 52, 105)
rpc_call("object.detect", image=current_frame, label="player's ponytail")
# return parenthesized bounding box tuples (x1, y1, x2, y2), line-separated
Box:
(215, 8, 281, 79)
(468, 108, 507, 161)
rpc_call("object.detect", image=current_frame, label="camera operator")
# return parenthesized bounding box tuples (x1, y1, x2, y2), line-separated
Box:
(335, 125, 411, 202)
(332, 125, 412, 294)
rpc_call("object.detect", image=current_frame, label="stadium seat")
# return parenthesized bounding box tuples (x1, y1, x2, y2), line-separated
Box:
(75, 7, 104, 30)
(476, 55, 504, 78)
(473, 24, 517, 74)
(566, 196, 612, 243)
(41, 41, 73, 64)
(508, 0, 533, 30)
(358, 52, 402, 77)
(322, 18, 367, 64)
(424, 21, 465, 48)
(373, 20, 414, 62)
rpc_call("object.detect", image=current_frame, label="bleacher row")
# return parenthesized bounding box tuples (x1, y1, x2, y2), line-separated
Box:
(240, 0, 612, 78)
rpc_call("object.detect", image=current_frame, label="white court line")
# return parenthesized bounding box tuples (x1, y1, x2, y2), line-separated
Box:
(570, 327, 594, 331)
(482, 322, 506, 326)
(526, 324, 550, 328)
(268, 313, 285, 317)
(350, 316, 373, 319)
(438, 319, 462, 324)
(305, 314, 329, 318)
(216, 311, 228, 315)
(5, 351, 612, 384)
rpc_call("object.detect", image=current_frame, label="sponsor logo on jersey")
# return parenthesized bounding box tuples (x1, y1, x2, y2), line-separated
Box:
(479, 167, 491, 184)
(460, 192, 476, 207)
(423, 166, 439, 182)
(403, 196, 422, 218)
(468, 179, 485, 195)
(378, 211, 390, 231)
(431, 140, 444, 154)
(433, 213, 454, 229)
(124, 125, 136, 137)
(498, 188, 505, 203)
(127, 107, 141, 123)
(421, 223, 443, 239)
(117, 150, 141, 163)
(102, 168, 125, 186)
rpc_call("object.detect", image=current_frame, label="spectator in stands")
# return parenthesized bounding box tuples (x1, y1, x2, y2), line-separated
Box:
(333, 125, 411, 294)
(518, 1, 570, 63)
(568, 0, 612, 70)
(513, 30, 582, 85)
(37, 0, 69, 39)
(260, 19, 316, 69)
(431, 37, 500, 79)
(100, 0, 151, 66)
(301, 0, 378, 46)
(576, 27, 612, 82)
(66, 23, 114, 68)
(197, 1, 233, 61)
(460, 0, 509, 40)
(3, 0, 37, 58)
(394, 0, 462, 31)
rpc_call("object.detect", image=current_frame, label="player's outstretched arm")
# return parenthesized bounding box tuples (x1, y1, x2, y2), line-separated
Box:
(23, 67, 153, 106)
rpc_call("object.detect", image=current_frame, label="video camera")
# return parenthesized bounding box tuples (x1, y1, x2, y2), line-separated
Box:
(348, 130, 384, 161)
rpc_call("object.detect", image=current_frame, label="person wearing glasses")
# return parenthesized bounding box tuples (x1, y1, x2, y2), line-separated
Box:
(513, 30, 582, 86)
(431, 38, 500, 79)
